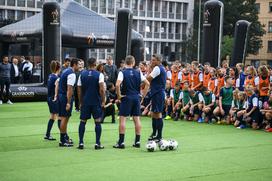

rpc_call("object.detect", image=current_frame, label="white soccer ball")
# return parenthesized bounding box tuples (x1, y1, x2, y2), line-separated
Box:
(168, 139, 178, 150)
(146, 141, 157, 152)
(158, 139, 169, 151)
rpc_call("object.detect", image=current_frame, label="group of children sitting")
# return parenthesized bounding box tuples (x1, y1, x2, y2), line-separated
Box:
(139, 60, 272, 132)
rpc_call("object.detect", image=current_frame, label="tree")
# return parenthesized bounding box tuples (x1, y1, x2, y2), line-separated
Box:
(220, 0, 265, 55)
(189, 0, 265, 60)
(221, 35, 233, 59)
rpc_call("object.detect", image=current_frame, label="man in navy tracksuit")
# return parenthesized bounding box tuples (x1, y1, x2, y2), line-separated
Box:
(77, 58, 106, 150)
(58, 58, 79, 147)
(113, 55, 149, 149)
(147, 54, 166, 142)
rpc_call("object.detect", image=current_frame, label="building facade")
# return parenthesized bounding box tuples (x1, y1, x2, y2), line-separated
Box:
(0, 0, 194, 61)
(246, 0, 272, 66)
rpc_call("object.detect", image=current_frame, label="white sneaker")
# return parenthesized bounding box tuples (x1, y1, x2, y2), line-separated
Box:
(7, 100, 13, 104)
(0, 100, 2, 105)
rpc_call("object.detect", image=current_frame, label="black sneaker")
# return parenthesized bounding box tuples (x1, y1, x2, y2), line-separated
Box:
(59, 142, 73, 147)
(113, 143, 125, 149)
(77, 143, 84, 150)
(132, 142, 140, 148)
(154, 137, 162, 143)
(95, 144, 104, 150)
(148, 135, 157, 141)
(65, 135, 73, 144)
(44, 136, 56, 141)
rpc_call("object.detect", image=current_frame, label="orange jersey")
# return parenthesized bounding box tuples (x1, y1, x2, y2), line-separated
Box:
(208, 78, 217, 93)
(191, 71, 202, 90)
(245, 76, 255, 87)
(181, 72, 191, 89)
(217, 76, 225, 95)
(171, 71, 179, 88)
(259, 76, 270, 96)
(203, 72, 211, 88)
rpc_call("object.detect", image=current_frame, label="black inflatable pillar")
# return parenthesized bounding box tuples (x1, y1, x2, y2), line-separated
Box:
(231, 20, 250, 66)
(43, 2, 61, 85)
(114, 9, 133, 68)
(131, 37, 144, 66)
(201, 0, 224, 67)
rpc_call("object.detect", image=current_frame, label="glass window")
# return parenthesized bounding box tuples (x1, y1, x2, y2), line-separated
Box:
(17, 10, 25, 21)
(146, 21, 152, 38)
(132, 0, 138, 10)
(139, 0, 146, 17)
(139, 20, 145, 36)
(132, 0, 138, 16)
(83, 0, 89, 8)
(7, 0, 15, 6)
(269, 2, 272, 12)
(268, 41, 272, 53)
(183, 3, 188, 20)
(255, 3, 260, 13)
(27, 11, 35, 17)
(176, 2, 181, 19)
(162, 1, 167, 18)
(99, 0, 106, 14)
(169, 2, 174, 13)
(269, 22, 272, 33)
(147, 0, 153, 17)
(124, 0, 129, 8)
(116, 0, 123, 8)
(0, 0, 5, 6)
(132, 20, 137, 30)
(7, 10, 15, 20)
(27, 0, 35, 8)
(108, 0, 115, 14)
(37, 0, 43, 8)
(0, 9, 5, 20)
(91, 0, 98, 12)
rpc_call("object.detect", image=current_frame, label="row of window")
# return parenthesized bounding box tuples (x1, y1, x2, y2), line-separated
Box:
(255, 2, 272, 13)
(135, 20, 187, 40)
(0, 9, 35, 21)
(57, 0, 189, 20)
(0, 0, 43, 8)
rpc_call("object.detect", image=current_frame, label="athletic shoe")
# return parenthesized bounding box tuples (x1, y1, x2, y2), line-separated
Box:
(237, 124, 246, 129)
(95, 144, 104, 150)
(65, 136, 73, 144)
(148, 135, 157, 141)
(217, 121, 222, 125)
(0, 100, 2, 105)
(197, 117, 204, 123)
(6, 100, 13, 104)
(132, 142, 140, 148)
(113, 143, 125, 149)
(266, 128, 272, 132)
(77, 143, 84, 150)
(165, 115, 171, 120)
(44, 136, 56, 141)
(59, 142, 73, 147)
(153, 137, 162, 143)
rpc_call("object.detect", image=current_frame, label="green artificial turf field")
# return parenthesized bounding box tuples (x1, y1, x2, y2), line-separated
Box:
(0, 102, 272, 181)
